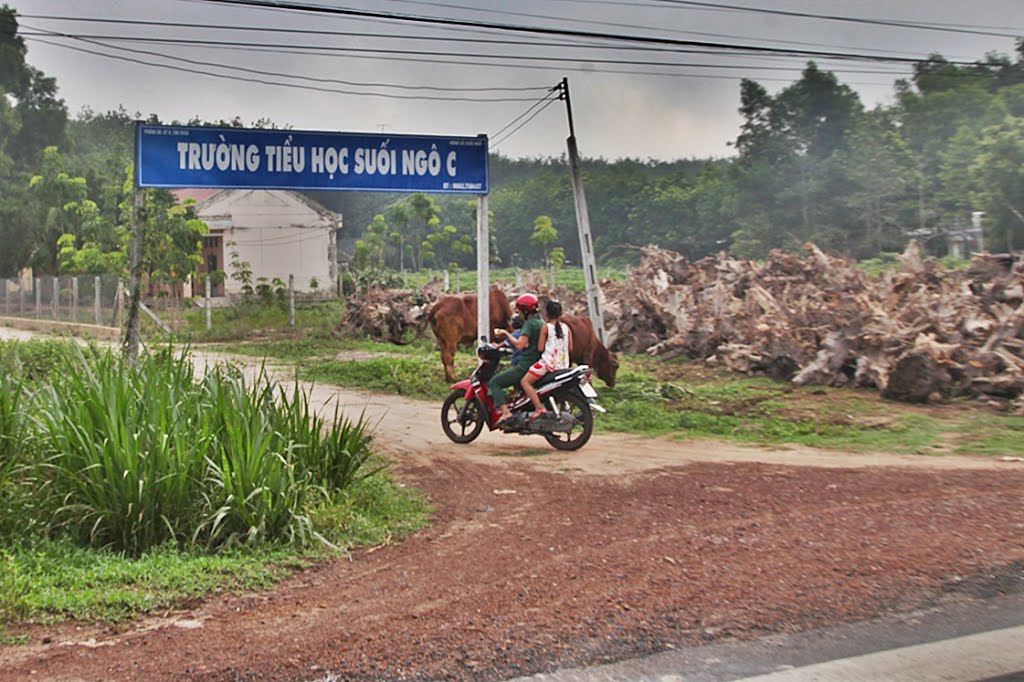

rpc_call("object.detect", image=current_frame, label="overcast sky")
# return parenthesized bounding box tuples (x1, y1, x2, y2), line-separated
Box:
(8, 0, 1024, 161)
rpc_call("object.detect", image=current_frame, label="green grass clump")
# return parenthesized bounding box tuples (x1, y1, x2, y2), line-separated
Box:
(24, 347, 382, 554)
(0, 343, 404, 555)
(0, 339, 431, 626)
(177, 301, 346, 344)
(6, 538, 294, 622)
(954, 414, 1024, 455)
(299, 354, 473, 401)
(0, 338, 80, 381)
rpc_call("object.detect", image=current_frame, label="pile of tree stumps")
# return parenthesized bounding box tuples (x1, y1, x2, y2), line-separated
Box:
(336, 242, 1024, 405)
(596, 242, 1024, 405)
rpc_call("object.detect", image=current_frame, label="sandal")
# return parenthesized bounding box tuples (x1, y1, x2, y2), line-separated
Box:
(526, 409, 548, 422)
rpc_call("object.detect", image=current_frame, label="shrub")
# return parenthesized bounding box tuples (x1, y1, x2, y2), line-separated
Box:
(25, 346, 378, 555)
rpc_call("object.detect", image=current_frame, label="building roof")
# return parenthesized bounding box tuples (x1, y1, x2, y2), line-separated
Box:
(172, 188, 221, 205)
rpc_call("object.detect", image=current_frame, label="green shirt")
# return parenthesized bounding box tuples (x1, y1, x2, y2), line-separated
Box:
(516, 316, 544, 367)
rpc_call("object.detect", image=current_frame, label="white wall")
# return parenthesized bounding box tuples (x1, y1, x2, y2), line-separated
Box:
(199, 190, 337, 295)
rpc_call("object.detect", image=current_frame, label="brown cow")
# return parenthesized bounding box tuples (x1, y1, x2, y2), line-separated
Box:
(393, 286, 512, 381)
(562, 314, 619, 387)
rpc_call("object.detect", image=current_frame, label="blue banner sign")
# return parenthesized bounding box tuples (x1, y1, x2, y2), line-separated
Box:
(136, 124, 489, 194)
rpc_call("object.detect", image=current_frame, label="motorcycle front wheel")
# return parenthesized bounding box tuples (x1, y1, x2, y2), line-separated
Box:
(544, 391, 594, 451)
(441, 389, 486, 443)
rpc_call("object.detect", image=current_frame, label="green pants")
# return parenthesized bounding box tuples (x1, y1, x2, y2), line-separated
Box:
(489, 364, 529, 408)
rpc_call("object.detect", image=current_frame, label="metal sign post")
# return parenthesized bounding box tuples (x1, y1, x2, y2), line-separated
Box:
(476, 194, 489, 345)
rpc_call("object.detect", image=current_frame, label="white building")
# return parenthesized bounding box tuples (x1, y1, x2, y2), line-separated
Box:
(177, 189, 340, 297)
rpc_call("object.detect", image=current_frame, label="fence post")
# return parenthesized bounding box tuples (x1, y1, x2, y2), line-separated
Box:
(3, 279, 8, 316)
(34, 278, 40, 319)
(72, 277, 79, 323)
(19, 279, 25, 315)
(205, 276, 212, 331)
(114, 279, 124, 328)
(52, 277, 58, 320)
(288, 274, 295, 328)
(94, 275, 101, 325)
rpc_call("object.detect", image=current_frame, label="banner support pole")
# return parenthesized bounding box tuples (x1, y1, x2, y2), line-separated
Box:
(476, 193, 490, 345)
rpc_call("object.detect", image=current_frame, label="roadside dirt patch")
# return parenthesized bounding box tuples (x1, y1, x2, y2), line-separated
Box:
(2, 452, 1022, 682)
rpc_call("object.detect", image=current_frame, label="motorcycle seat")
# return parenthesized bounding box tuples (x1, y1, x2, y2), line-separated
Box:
(534, 365, 588, 388)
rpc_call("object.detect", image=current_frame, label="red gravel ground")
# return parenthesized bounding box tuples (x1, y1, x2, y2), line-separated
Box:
(2, 439, 1022, 682)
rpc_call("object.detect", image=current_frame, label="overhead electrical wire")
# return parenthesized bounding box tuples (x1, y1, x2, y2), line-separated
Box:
(17, 17, 929, 75)
(21, 31, 917, 76)
(491, 88, 560, 140)
(648, 0, 1024, 39)
(491, 95, 562, 149)
(21, 32, 905, 95)
(24, 36, 545, 102)
(21, 27, 559, 96)
(17, 0, 995, 128)
(20, 12, 958, 63)
(20, 32, 906, 95)
(192, 0, 982, 66)
(372, 0, 1022, 51)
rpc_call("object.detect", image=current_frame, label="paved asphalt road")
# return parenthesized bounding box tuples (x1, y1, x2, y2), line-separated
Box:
(514, 591, 1024, 682)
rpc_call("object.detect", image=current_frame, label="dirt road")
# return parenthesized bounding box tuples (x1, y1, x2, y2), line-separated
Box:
(2, 332, 1023, 681)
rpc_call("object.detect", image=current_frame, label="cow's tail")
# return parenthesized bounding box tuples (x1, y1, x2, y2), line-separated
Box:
(390, 304, 436, 346)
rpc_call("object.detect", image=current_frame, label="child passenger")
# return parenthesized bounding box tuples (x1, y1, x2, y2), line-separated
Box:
(521, 300, 573, 421)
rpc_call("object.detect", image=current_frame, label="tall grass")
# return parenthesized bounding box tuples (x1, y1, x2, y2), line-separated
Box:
(18, 346, 377, 556)
(33, 348, 209, 553)
(0, 370, 24, 488)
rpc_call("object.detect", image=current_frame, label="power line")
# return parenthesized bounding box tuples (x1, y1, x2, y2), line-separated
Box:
(22, 34, 542, 102)
(193, 0, 980, 66)
(491, 95, 561, 149)
(649, 0, 1024, 39)
(24, 33, 911, 103)
(22, 34, 903, 94)
(21, 26, 555, 96)
(20, 12, 957, 63)
(18, 14, 630, 69)
(491, 88, 560, 140)
(20, 31, 920, 76)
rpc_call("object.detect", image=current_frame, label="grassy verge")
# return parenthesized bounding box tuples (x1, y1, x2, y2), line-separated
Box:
(1, 470, 428, 624)
(0, 339, 430, 628)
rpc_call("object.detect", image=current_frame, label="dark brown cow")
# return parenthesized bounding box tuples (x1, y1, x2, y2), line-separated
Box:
(393, 286, 512, 381)
(562, 314, 619, 387)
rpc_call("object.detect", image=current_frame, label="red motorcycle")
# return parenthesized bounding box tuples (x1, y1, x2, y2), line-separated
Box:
(441, 344, 605, 451)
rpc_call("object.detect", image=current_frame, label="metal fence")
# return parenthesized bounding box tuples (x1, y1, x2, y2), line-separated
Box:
(1, 275, 122, 328)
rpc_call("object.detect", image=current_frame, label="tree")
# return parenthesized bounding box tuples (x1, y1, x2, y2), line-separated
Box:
(970, 117, 1024, 251)
(529, 215, 559, 268)
(388, 193, 440, 271)
(0, 7, 69, 275)
(836, 109, 920, 257)
(27, 146, 90, 273)
(732, 64, 864, 255)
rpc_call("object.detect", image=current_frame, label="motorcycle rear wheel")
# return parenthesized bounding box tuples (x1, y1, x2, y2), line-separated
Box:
(543, 392, 594, 451)
(441, 390, 486, 443)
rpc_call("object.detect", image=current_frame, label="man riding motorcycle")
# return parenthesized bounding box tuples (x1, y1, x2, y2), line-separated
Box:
(489, 293, 543, 426)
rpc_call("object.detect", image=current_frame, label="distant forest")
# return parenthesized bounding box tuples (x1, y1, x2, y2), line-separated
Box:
(4, 4, 1024, 278)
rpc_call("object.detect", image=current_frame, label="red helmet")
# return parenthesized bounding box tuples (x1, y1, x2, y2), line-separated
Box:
(515, 293, 539, 313)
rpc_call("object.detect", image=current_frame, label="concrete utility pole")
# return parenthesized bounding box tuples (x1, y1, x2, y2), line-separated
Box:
(559, 77, 606, 344)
